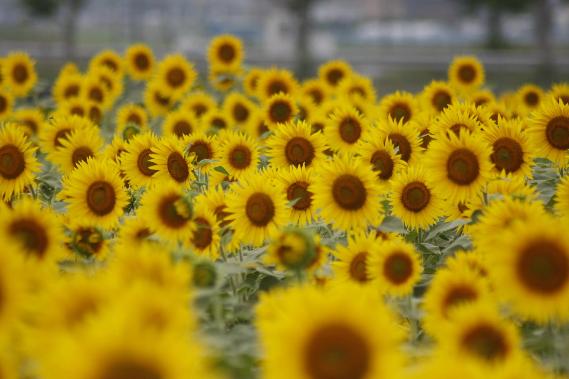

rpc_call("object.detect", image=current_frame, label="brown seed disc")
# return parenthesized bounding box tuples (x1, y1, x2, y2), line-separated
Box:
(232, 103, 249, 123)
(442, 285, 478, 317)
(332, 174, 367, 211)
(383, 252, 414, 285)
(269, 100, 292, 124)
(308, 89, 324, 105)
(54, 128, 72, 148)
(137, 149, 157, 177)
(86, 181, 116, 216)
(458, 64, 476, 83)
(71, 146, 94, 168)
(245, 192, 275, 227)
(229, 145, 252, 169)
(188, 141, 212, 163)
(268, 80, 288, 96)
(102, 59, 118, 72)
(158, 194, 187, 228)
(0, 96, 7, 113)
(388, 133, 412, 162)
(218, 43, 236, 63)
(13, 64, 29, 84)
(447, 148, 480, 185)
(134, 53, 150, 70)
(9, 218, 48, 258)
(167, 152, 189, 183)
(524, 91, 540, 107)
(491, 137, 523, 173)
(126, 113, 142, 126)
(0, 144, 25, 179)
(401, 181, 431, 212)
(349, 252, 369, 283)
(192, 217, 213, 249)
(214, 205, 232, 228)
(64, 84, 80, 99)
(287, 181, 313, 211)
(89, 106, 102, 125)
(89, 87, 104, 103)
(172, 120, 192, 137)
(432, 90, 452, 112)
(338, 117, 362, 144)
(462, 323, 509, 362)
(370, 150, 394, 180)
(166, 67, 186, 88)
(545, 116, 569, 150)
(154, 92, 170, 107)
(517, 239, 569, 295)
(285, 137, 315, 166)
(326, 68, 344, 86)
(389, 103, 412, 123)
(99, 359, 162, 379)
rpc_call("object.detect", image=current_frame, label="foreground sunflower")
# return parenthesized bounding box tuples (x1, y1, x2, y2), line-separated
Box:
(186, 204, 221, 259)
(377, 117, 422, 164)
(119, 132, 158, 188)
(312, 154, 383, 231)
(527, 99, 569, 165)
(266, 120, 325, 169)
(50, 124, 104, 174)
(218, 131, 260, 180)
(59, 158, 128, 229)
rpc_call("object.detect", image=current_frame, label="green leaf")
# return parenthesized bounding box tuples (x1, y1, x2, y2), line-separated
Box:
(214, 166, 230, 176)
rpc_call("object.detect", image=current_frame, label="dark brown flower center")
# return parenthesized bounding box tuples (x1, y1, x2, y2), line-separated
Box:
(0, 95, 7, 113)
(305, 323, 370, 379)
(245, 192, 275, 227)
(158, 194, 188, 228)
(338, 117, 361, 144)
(192, 104, 208, 118)
(458, 64, 476, 83)
(389, 103, 412, 123)
(383, 252, 414, 284)
(71, 147, 94, 168)
(524, 91, 540, 107)
(137, 148, 157, 177)
(167, 152, 189, 182)
(134, 53, 150, 70)
(370, 150, 394, 180)
(401, 181, 431, 212)
(432, 90, 452, 112)
(285, 137, 315, 166)
(308, 89, 324, 105)
(86, 181, 116, 216)
(10, 218, 48, 258)
(99, 359, 162, 379)
(420, 129, 433, 149)
(135, 228, 152, 240)
(0, 144, 25, 179)
(491, 137, 523, 173)
(89, 87, 104, 103)
(188, 141, 212, 163)
(449, 123, 471, 136)
(268, 80, 288, 96)
(545, 116, 569, 150)
(287, 181, 313, 211)
(13, 64, 29, 84)
(22, 118, 38, 133)
(388, 133, 412, 162)
(332, 174, 367, 211)
(517, 239, 569, 295)
(214, 205, 231, 228)
(102, 58, 118, 72)
(349, 252, 369, 283)
(211, 116, 227, 129)
(64, 84, 80, 99)
(192, 217, 213, 249)
(89, 106, 102, 125)
(74, 227, 104, 256)
(70, 106, 84, 117)
(166, 67, 186, 88)
(326, 68, 344, 86)
(172, 120, 192, 137)
(442, 285, 478, 317)
(218, 43, 236, 63)
(229, 145, 252, 169)
(447, 148, 480, 185)
(126, 113, 142, 126)
(232, 103, 249, 123)
(269, 100, 293, 124)
(462, 323, 509, 362)
(153, 91, 170, 107)
(54, 128, 72, 148)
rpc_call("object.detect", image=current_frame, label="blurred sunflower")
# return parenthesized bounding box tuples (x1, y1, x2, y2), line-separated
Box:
(51, 124, 104, 174)
(332, 231, 380, 286)
(263, 93, 298, 128)
(550, 82, 569, 105)
(115, 103, 149, 139)
(124, 43, 155, 80)
(448, 55, 485, 93)
(527, 99, 569, 165)
(180, 91, 217, 120)
(378, 117, 422, 165)
(207, 34, 244, 71)
(156, 53, 196, 97)
(301, 78, 329, 105)
(150, 136, 193, 186)
(431, 105, 482, 138)
(325, 105, 370, 154)
(516, 84, 544, 114)
(89, 49, 124, 77)
(244, 67, 264, 98)
(318, 60, 353, 91)
(266, 120, 325, 169)
(52, 72, 82, 105)
(358, 130, 405, 187)
(257, 68, 299, 100)
(186, 204, 220, 259)
(421, 80, 456, 114)
(278, 165, 317, 226)
(379, 91, 418, 124)
(0, 89, 14, 121)
(218, 131, 259, 180)
(143, 80, 173, 117)
(162, 108, 202, 139)
(11, 107, 44, 137)
(1, 51, 37, 97)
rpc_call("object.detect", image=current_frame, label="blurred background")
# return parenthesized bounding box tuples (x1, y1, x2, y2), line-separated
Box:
(0, 0, 568, 95)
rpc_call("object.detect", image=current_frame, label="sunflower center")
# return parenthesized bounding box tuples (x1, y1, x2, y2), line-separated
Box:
(100, 359, 162, 379)
(229, 145, 252, 169)
(71, 147, 94, 168)
(332, 174, 367, 211)
(233, 103, 249, 122)
(349, 252, 369, 283)
(0, 96, 7, 113)
(462, 323, 509, 362)
(64, 84, 80, 98)
(491, 137, 523, 173)
(305, 323, 370, 379)
(102, 59, 118, 72)
(545, 116, 569, 150)
(86, 181, 116, 216)
(22, 119, 38, 133)
(74, 227, 104, 256)
(559, 95, 569, 105)
(167, 152, 189, 182)
(136, 228, 152, 240)
(54, 128, 72, 148)
(134, 53, 150, 70)
(339, 117, 361, 144)
(269, 100, 293, 124)
(218, 43, 236, 63)
(285, 137, 315, 166)
(126, 113, 142, 126)
(9, 218, 48, 258)
(401, 181, 431, 212)
(166, 67, 186, 88)
(432, 90, 451, 112)
(517, 239, 569, 295)
(214, 205, 231, 228)
(70, 106, 84, 117)
(0, 144, 25, 179)
(158, 195, 189, 228)
(308, 89, 324, 105)
(458, 64, 476, 84)
(89, 87, 104, 103)
(383, 252, 413, 285)
(287, 181, 313, 211)
(326, 69, 344, 86)
(449, 123, 470, 136)
(173, 120, 192, 137)
(192, 217, 213, 249)
(137, 149, 157, 177)
(442, 285, 478, 317)
(245, 192, 275, 227)
(153, 92, 170, 107)
(370, 150, 394, 180)
(524, 91, 539, 107)
(268, 80, 288, 96)
(389, 103, 411, 123)
(447, 148, 479, 185)
(388, 133, 411, 162)
(89, 106, 102, 125)
(188, 141, 212, 163)
(212, 116, 227, 129)
(193, 104, 208, 118)
(13, 64, 29, 84)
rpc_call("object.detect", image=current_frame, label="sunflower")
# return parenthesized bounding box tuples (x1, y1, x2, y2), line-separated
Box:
(277, 165, 317, 225)
(89, 49, 124, 77)
(156, 53, 196, 97)
(550, 82, 569, 105)
(207, 34, 244, 70)
(337, 73, 376, 103)
(60, 97, 87, 119)
(90, 65, 123, 104)
(471, 89, 496, 107)
(263, 93, 298, 128)
(258, 285, 403, 379)
(445, 250, 490, 281)
(102, 137, 128, 165)
(52, 72, 82, 106)
(555, 175, 569, 219)
(318, 60, 353, 91)
(180, 91, 218, 120)
(244, 67, 264, 97)
(181, 132, 217, 173)
(218, 131, 260, 180)
(0, 246, 25, 331)
(451, 101, 496, 130)
(39, 113, 90, 156)
(208, 66, 241, 93)
(422, 266, 493, 338)
(119, 132, 159, 189)
(201, 109, 230, 133)
(257, 67, 299, 100)
(331, 232, 381, 286)
(143, 80, 173, 117)
(412, 111, 436, 149)
(186, 204, 221, 259)
(378, 91, 418, 125)
(265, 228, 317, 272)
(59, 158, 128, 229)
(430, 105, 483, 138)
(124, 43, 155, 80)
(114, 216, 157, 251)
(325, 105, 370, 154)
(367, 239, 422, 297)
(391, 164, 445, 230)
(482, 117, 533, 178)
(150, 136, 193, 186)
(527, 99, 569, 165)
(0, 197, 64, 262)
(80, 75, 111, 110)
(223, 92, 256, 128)
(0, 125, 40, 200)
(448, 56, 485, 93)
(50, 124, 104, 174)
(424, 131, 492, 203)
(0, 88, 14, 121)
(358, 129, 405, 187)
(266, 120, 325, 169)
(312, 154, 383, 231)
(490, 215, 569, 322)
(161, 108, 202, 139)
(226, 172, 288, 247)
(301, 78, 329, 105)
(115, 103, 149, 138)
(246, 110, 272, 140)
(1, 51, 37, 97)
(377, 117, 422, 165)
(421, 80, 456, 114)
(516, 84, 544, 114)
(11, 107, 44, 137)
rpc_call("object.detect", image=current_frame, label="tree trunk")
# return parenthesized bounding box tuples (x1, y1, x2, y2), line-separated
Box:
(486, 6, 504, 49)
(535, 0, 554, 83)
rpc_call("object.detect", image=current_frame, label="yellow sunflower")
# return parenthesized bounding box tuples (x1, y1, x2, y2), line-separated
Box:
(337, 73, 376, 103)
(263, 92, 298, 128)
(226, 172, 288, 247)
(208, 66, 241, 93)
(318, 60, 353, 91)
(277, 165, 317, 225)
(471, 88, 496, 107)
(218, 131, 260, 180)
(378, 91, 419, 124)
(424, 131, 492, 203)
(66, 224, 109, 260)
(421, 80, 456, 114)
(325, 105, 370, 154)
(430, 104, 483, 138)
(331, 231, 381, 286)
(119, 132, 159, 188)
(52, 72, 82, 105)
(150, 136, 193, 186)
(124, 43, 155, 80)
(527, 99, 569, 165)
(89, 49, 124, 77)
(39, 113, 90, 156)
(244, 67, 265, 98)
(301, 78, 330, 105)
(182, 132, 218, 171)
(266, 120, 326, 169)
(0, 245, 25, 330)
(114, 216, 157, 252)
(143, 80, 173, 117)
(59, 158, 128, 229)
(377, 117, 422, 165)
(257, 67, 299, 100)
(265, 228, 317, 272)
(201, 108, 230, 133)
(358, 129, 406, 187)
(156, 53, 196, 97)
(550, 82, 569, 105)
(0, 88, 14, 121)
(115, 103, 149, 138)
(186, 204, 221, 259)
(80, 74, 112, 110)
(223, 92, 256, 128)
(180, 91, 218, 120)
(161, 108, 202, 139)
(312, 154, 383, 231)
(448, 55, 485, 93)
(391, 164, 445, 230)
(516, 84, 544, 114)
(89, 65, 123, 104)
(1, 51, 37, 97)
(11, 107, 45, 137)
(50, 124, 104, 174)
(0, 125, 40, 200)
(207, 34, 244, 70)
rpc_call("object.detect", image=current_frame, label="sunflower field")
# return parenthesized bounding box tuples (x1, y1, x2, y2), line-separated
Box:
(1, 35, 569, 379)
